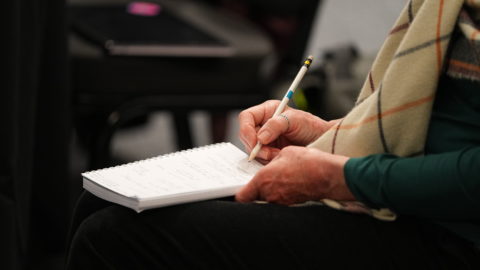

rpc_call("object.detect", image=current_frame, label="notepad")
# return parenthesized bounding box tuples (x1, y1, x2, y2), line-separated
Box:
(82, 142, 263, 212)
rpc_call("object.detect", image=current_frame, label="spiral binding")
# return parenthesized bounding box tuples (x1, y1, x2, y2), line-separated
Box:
(83, 142, 230, 175)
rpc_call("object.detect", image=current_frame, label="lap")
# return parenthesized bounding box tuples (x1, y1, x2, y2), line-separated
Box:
(66, 192, 479, 270)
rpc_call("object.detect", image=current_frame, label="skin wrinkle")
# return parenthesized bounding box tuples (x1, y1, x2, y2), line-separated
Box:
(243, 101, 332, 161)
(67, 2, 480, 266)
(236, 99, 354, 204)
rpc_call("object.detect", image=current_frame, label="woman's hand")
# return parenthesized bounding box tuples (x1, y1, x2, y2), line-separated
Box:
(235, 146, 355, 205)
(238, 100, 337, 163)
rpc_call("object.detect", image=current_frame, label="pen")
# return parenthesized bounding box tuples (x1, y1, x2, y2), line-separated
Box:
(248, 55, 314, 161)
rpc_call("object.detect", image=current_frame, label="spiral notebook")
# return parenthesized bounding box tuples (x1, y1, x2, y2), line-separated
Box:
(82, 142, 263, 212)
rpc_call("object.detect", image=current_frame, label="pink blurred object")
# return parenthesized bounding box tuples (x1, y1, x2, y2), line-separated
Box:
(127, 2, 161, 17)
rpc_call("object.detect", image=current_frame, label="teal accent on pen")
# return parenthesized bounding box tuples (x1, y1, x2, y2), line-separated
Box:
(248, 55, 314, 161)
(286, 90, 294, 99)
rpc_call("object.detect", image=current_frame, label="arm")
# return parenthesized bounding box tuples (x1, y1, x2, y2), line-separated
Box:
(345, 146, 480, 220)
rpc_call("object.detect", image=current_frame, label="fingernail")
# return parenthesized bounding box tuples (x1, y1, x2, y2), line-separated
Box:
(258, 130, 271, 143)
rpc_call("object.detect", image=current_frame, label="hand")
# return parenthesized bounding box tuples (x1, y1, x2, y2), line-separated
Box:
(238, 100, 336, 162)
(235, 146, 355, 205)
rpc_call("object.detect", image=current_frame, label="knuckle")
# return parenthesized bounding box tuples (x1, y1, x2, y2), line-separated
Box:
(264, 194, 278, 203)
(238, 110, 249, 121)
(263, 149, 274, 161)
(264, 118, 282, 133)
(256, 176, 273, 191)
(266, 192, 290, 205)
(265, 100, 280, 106)
(270, 117, 283, 129)
(239, 125, 251, 136)
(282, 145, 295, 153)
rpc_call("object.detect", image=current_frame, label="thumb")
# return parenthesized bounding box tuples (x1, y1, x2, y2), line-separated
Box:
(257, 114, 289, 145)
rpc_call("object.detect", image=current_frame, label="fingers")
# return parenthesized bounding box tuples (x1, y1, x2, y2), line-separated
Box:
(238, 105, 264, 150)
(236, 152, 282, 203)
(238, 101, 280, 150)
(256, 113, 290, 145)
(254, 146, 280, 162)
(238, 113, 256, 151)
(235, 178, 259, 203)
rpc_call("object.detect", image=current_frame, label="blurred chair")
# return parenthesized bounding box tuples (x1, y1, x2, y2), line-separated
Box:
(214, 0, 321, 76)
(204, 0, 322, 142)
(70, 0, 273, 168)
(70, 0, 321, 169)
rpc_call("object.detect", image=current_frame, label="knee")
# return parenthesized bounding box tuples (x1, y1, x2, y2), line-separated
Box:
(67, 206, 136, 269)
(76, 205, 138, 244)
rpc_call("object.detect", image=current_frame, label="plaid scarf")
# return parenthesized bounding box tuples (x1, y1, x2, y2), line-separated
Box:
(308, 0, 480, 220)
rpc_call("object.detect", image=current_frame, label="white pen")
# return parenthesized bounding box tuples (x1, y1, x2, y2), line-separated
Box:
(248, 55, 314, 161)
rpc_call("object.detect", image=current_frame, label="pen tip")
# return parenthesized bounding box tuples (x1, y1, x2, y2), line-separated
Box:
(307, 55, 314, 61)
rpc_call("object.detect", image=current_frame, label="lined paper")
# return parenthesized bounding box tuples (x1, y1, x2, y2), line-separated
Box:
(83, 143, 263, 200)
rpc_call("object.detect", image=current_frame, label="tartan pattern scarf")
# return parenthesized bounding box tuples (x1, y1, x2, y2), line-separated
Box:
(308, 0, 480, 220)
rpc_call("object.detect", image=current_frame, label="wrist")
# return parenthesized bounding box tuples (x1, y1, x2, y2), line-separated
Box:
(310, 116, 333, 140)
(324, 153, 355, 201)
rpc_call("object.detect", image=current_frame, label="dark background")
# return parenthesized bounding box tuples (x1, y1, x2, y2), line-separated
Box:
(1, 0, 70, 269)
(0, 0, 320, 269)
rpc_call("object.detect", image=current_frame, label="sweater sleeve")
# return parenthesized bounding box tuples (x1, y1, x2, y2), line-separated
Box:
(344, 146, 480, 221)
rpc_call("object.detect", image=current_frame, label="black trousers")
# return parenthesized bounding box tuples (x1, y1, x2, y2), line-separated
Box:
(66, 192, 479, 269)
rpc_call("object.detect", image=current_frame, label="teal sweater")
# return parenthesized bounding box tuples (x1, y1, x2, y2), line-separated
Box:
(344, 75, 480, 246)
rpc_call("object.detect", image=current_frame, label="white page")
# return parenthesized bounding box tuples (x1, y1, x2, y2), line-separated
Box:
(82, 143, 263, 199)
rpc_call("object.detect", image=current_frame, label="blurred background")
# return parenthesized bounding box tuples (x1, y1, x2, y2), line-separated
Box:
(1, 0, 405, 269)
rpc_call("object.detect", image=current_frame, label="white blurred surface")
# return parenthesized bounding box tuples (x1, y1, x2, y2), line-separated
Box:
(111, 111, 243, 161)
(306, 0, 407, 65)
(82, 0, 408, 161)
